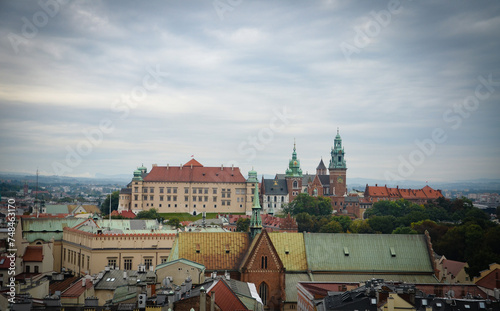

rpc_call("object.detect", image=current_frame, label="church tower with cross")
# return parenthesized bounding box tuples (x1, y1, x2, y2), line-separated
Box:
(329, 128, 347, 198)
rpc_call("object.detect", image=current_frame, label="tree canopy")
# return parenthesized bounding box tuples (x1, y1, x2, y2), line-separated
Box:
(284, 193, 332, 216)
(100, 191, 119, 215)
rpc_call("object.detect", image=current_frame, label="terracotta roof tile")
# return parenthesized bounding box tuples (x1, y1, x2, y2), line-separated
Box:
(208, 279, 248, 311)
(144, 163, 246, 183)
(50, 276, 79, 294)
(183, 159, 203, 167)
(23, 246, 43, 262)
(62, 278, 93, 297)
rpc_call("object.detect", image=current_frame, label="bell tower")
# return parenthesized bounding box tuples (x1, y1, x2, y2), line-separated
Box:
(285, 140, 303, 201)
(329, 128, 347, 197)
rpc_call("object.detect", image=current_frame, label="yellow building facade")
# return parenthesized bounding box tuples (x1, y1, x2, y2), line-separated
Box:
(61, 219, 177, 276)
(118, 159, 259, 215)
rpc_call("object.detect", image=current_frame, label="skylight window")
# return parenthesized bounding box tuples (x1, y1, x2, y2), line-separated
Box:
(343, 247, 349, 256)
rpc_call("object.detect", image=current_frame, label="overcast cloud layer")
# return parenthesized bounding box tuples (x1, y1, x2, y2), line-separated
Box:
(0, 0, 499, 183)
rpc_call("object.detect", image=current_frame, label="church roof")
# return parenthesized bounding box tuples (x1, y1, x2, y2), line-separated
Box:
(316, 159, 327, 170)
(167, 232, 250, 271)
(303, 233, 434, 273)
(269, 232, 307, 271)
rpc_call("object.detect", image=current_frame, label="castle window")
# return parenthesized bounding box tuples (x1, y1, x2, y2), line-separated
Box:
(293, 181, 298, 189)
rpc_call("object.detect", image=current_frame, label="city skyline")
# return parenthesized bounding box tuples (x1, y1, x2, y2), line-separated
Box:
(1, 1, 499, 182)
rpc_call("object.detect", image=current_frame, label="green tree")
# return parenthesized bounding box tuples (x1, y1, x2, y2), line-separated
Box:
(367, 215, 396, 234)
(136, 208, 160, 220)
(286, 193, 332, 216)
(236, 217, 250, 232)
(332, 215, 352, 232)
(349, 219, 374, 233)
(100, 191, 119, 215)
(319, 220, 343, 233)
(496, 206, 500, 219)
(296, 212, 315, 232)
(166, 217, 182, 229)
(392, 226, 417, 234)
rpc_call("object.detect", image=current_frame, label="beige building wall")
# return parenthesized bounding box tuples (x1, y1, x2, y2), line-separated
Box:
(126, 181, 250, 215)
(156, 261, 205, 286)
(62, 229, 176, 275)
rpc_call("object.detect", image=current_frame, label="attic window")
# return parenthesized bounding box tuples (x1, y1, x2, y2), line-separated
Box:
(225, 244, 230, 254)
(285, 245, 290, 255)
(343, 247, 349, 256)
(195, 244, 201, 254)
(390, 247, 396, 257)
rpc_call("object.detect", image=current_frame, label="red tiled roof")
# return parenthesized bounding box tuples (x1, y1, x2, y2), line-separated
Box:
(208, 279, 248, 311)
(365, 185, 443, 200)
(442, 259, 467, 277)
(365, 186, 389, 197)
(119, 210, 136, 218)
(62, 278, 93, 297)
(23, 246, 43, 262)
(50, 276, 79, 294)
(183, 158, 203, 167)
(422, 185, 443, 199)
(144, 162, 246, 183)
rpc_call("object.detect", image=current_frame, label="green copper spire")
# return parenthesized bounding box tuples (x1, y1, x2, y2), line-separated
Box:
(249, 183, 262, 238)
(247, 167, 259, 183)
(285, 140, 303, 177)
(329, 128, 347, 169)
(132, 168, 143, 181)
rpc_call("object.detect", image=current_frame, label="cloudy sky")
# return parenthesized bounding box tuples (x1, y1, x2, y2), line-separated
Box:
(0, 0, 499, 183)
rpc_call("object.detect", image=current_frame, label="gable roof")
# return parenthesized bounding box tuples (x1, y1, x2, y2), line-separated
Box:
(183, 158, 203, 167)
(168, 232, 250, 271)
(304, 233, 434, 273)
(23, 246, 43, 262)
(207, 279, 249, 311)
(268, 232, 307, 271)
(239, 230, 284, 272)
(442, 259, 467, 277)
(143, 162, 246, 183)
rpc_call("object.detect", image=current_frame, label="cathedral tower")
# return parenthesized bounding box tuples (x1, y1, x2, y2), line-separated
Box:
(329, 128, 347, 197)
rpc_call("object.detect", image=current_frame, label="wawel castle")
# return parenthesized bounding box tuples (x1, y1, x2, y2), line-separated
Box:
(118, 129, 443, 218)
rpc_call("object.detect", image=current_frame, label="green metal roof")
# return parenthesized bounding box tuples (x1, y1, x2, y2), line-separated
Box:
(22, 218, 82, 232)
(310, 273, 438, 283)
(44, 205, 70, 214)
(167, 237, 179, 262)
(284, 273, 311, 302)
(304, 233, 433, 273)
